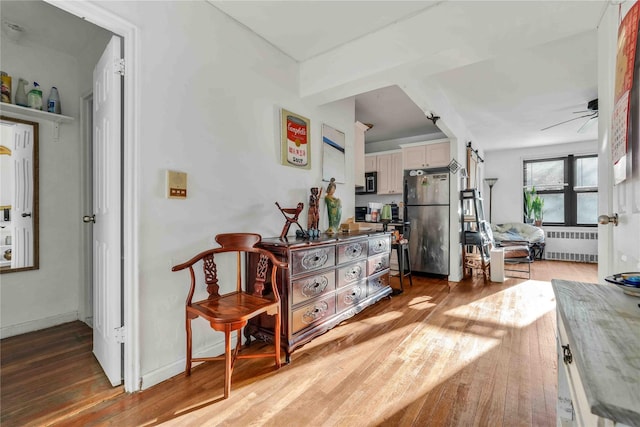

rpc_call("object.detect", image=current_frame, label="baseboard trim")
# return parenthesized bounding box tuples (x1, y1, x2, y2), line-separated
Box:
(139, 340, 227, 390)
(1, 311, 79, 339)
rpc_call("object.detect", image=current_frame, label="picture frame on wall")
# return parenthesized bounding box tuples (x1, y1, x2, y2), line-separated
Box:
(280, 108, 311, 169)
(321, 123, 346, 183)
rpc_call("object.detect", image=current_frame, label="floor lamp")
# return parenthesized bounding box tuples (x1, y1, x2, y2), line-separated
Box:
(484, 178, 498, 223)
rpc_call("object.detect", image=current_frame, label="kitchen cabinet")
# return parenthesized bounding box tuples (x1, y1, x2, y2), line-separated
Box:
(376, 152, 402, 195)
(403, 141, 450, 170)
(246, 232, 392, 361)
(364, 154, 377, 173)
(552, 279, 640, 427)
(354, 121, 368, 188)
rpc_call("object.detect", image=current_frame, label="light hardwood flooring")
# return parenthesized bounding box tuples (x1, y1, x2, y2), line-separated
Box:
(1, 260, 598, 426)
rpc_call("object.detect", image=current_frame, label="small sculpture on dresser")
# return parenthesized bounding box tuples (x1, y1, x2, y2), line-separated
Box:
(325, 177, 342, 234)
(307, 186, 322, 238)
(275, 201, 306, 239)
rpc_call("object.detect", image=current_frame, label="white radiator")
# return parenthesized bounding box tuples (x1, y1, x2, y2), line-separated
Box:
(543, 228, 598, 263)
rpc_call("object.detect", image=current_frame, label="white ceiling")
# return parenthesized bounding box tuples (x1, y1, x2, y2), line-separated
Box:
(2, 1, 607, 152)
(0, 0, 110, 57)
(211, 0, 607, 151)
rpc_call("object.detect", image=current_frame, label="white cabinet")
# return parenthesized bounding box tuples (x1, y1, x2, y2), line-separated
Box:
(376, 152, 402, 195)
(552, 279, 640, 427)
(354, 122, 369, 188)
(364, 155, 377, 173)
(403, 141, 450, 169)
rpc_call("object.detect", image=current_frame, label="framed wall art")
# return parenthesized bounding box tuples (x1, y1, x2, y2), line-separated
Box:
(321, 123, 346, 183)
(281, 108, 311, 169)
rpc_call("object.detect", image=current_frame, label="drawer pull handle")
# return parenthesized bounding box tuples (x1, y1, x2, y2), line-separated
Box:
(345, 243, 363, 259)
(344, 265, 363, 282)
(301, 250, 329, 270)
(302, 276, 328, 297)
(302, 302, 329, 324)
(562, 344, 572, 364)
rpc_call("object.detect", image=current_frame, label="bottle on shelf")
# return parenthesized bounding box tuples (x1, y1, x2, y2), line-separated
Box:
(15, 78, 28, 107)
(27, 81, 42, 110)
(47, 86, 61, 114)
(1, 71, 11, 103)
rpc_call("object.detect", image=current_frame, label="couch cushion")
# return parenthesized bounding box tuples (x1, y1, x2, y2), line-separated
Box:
(491, 222, 544, 244)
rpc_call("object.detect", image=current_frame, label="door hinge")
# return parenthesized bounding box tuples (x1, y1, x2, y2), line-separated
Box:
(114, 326, 126, 343)
(115, 58, 125, 76)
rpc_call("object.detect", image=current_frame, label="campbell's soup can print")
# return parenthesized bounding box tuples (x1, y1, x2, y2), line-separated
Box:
(286, 115, 308, 166)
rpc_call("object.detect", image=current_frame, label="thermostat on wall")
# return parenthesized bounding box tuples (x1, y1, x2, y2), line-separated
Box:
(166, 170, 187, 199)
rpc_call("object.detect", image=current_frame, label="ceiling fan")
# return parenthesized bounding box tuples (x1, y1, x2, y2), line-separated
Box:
(541, 98, 598, 133)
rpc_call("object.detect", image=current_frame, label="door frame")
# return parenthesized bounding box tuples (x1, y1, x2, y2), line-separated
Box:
(46, 0, 141, 392)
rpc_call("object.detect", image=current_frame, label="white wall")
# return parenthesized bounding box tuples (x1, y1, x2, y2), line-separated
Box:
(0, 37, 87, 337)
(89, 1, 357, 388)
(484, 140, 598, 224)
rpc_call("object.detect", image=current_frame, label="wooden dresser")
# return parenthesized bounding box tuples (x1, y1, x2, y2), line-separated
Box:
(552, 280, 640, 426)
(246, 232, 392, 361)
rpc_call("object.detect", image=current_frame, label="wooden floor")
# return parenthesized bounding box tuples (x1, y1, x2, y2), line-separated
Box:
(1, 260, 598, 427)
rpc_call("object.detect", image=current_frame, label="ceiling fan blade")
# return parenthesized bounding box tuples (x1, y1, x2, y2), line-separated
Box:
(577, 115, 598, 133)
(541, 113, 595, 131)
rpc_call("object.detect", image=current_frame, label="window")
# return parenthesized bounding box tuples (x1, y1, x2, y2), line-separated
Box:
(523, 155, 598, 226)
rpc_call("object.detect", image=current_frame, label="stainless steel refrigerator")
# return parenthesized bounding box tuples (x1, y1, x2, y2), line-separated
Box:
(404, 168, 450, 276)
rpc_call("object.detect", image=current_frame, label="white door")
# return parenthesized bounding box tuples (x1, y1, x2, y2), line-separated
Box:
(91, 35, 123, 387)
(611, 51, 639, 274)
(11, 123, 35, 268)
(598, 3, 640, 279)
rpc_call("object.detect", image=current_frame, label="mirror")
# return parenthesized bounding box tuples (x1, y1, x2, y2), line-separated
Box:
(0, 115, 38, 273)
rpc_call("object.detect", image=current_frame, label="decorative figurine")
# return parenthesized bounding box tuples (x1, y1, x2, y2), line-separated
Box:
(324, 178, 342, 234)
(307, 186, 322, 237)
(275, 201, 306, 239)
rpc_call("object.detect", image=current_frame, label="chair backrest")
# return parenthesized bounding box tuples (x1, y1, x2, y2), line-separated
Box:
(172, 233, 288, 304)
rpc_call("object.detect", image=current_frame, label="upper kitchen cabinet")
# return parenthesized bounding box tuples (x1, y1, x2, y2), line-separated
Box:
(402, 140, 450, 170)
(364, 154, 377, 173)
(354, 121, 369, 188)
(376, 151, 403, 195)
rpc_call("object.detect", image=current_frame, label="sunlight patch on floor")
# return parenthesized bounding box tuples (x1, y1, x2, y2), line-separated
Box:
(445, 280, 556, 329)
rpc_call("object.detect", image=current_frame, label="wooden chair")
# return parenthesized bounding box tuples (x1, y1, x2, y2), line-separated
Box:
(171, 233, 288, 398)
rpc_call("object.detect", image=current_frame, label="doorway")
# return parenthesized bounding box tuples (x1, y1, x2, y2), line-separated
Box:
(44, 0, 140, 392)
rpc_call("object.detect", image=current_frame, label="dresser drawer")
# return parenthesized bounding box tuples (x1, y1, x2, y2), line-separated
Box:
(368, 235, 391, 256)
(367, 253, 389, 275)
(336, 260, 366, 288)
(291, 271, 336, 306)
(367, 270, 390, 296)
(336, 281, 367, 313)
(337, 239, 368, 265)
(291, 246, 335, 276)
(291, 295, 336, 334)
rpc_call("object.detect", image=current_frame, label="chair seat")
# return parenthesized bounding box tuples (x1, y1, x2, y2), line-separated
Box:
(189, 292, 277, 326)
(502, 245, 530, 259)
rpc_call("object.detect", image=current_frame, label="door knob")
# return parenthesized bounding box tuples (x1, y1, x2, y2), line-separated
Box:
(83, 215, 96, 224)
(21, 212, 32, 218)
(598, 213, 618, 226)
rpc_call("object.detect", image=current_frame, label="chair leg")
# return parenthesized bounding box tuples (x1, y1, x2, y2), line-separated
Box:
(224, 325, 232, 399)
(274, 311, 281, 369)
(396, 245, 404, 290)
(404, 245, 413, 287)
(185, 315, 192, 376)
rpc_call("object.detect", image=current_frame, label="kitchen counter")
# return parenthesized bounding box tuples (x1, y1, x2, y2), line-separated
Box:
(552, 279, 640, 426)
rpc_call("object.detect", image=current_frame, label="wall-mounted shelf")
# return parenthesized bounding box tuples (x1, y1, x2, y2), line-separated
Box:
(0, 103, 74, 142)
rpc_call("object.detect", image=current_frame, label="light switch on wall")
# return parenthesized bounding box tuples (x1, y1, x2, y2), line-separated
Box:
(166, 170, 187, 199)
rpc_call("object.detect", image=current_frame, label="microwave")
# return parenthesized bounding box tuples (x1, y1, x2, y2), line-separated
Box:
(356, 172, 377, 194)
